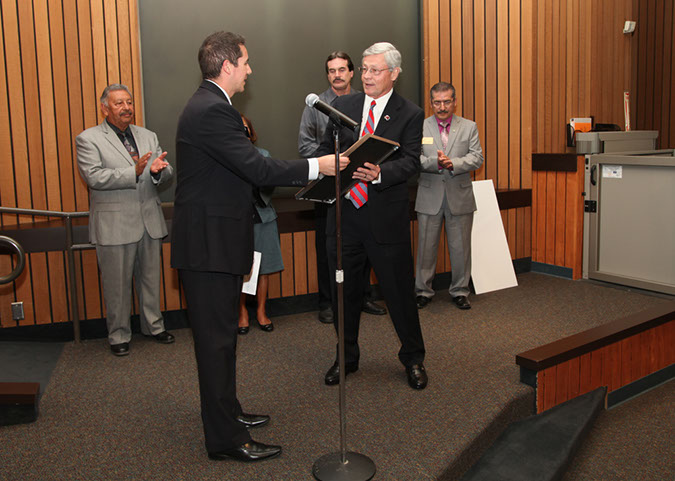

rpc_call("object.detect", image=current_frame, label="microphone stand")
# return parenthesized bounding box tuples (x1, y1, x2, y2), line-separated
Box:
(312, 122, 376, 481)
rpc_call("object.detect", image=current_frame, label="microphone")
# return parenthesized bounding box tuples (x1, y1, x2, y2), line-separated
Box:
(305, 93, 359, 131)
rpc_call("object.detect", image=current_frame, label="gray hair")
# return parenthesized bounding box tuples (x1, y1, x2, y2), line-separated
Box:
(362, 42, 402, 73)
(100, 84, 132, 105)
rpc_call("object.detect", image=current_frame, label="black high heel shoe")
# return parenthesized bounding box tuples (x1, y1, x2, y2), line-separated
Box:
(238, 325, 249, 335)
(258, 320, 274, 332)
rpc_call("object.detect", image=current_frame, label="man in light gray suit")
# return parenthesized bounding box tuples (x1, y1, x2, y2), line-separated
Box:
(76, 84, 174, 356)
(415, 82, 483, 310)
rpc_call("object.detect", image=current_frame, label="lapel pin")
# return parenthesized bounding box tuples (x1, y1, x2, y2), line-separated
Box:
(384, 115, 390, 121)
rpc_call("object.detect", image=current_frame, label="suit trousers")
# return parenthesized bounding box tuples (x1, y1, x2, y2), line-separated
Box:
(415, 200, 474, 298)
(326, 200, 425, 367)
(318, 203, 377, 310)
(179, 269, 250, 453)
(95, 230, 165, 345)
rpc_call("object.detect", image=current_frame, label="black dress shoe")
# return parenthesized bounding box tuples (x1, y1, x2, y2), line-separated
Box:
(236, 412, 270, 428)
(148, 331, 175, 344)
(110, 342, 129, 356)
(324, 361, 359, 385)
(208, 440, 281, 462)
(405, 363, 428, 390)
(238, 325, 249, 335)
(318, 307, 334, 324)
(416, 295, 432, 309)
(452, 295, 471, 310)
(362, 299, 387, 315)
(258, 321, 274, 332)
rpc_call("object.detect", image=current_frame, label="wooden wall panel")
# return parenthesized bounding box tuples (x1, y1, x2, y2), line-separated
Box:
(292, 232, 308, 296)
(0, 0, 143, 327)
(423, 0, 532, 194)
(531, 161, 584, 278)
(634, 0, 675, 148)
(47, 251, 69, 324)
(0, 2, 16, 227)
(280, 233, 294, 298)
(0, 254, 14, 327)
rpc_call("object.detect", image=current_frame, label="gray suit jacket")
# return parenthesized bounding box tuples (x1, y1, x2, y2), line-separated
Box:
(76, 120, 173, 245)
(415, 114, 484, 216)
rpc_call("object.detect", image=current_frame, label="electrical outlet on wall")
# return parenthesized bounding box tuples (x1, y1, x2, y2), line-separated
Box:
(11, 302, 24, 321)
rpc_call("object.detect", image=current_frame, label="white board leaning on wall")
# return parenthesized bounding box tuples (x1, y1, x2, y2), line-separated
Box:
(471, 180, 518, 295)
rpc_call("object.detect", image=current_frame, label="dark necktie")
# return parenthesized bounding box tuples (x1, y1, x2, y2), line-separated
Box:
(119, 131, 139, 163)
(348, 100, 376, 208)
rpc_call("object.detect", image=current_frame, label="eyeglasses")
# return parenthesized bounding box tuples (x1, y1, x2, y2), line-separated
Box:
(358, 66, 393, 76)
(431, 99, 456, 107)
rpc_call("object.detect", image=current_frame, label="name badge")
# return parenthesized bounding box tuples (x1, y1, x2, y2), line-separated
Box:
(422, 137, 434, 145)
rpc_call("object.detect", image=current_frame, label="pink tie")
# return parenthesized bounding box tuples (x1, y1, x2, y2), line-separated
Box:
(349, 100, 376, 208)
(440, 122, 449, 150)
(438, 122, 449, 171)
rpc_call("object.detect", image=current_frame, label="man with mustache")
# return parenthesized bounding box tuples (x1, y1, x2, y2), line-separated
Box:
(76, 84, 174, 356)
(298, 51, 387, 324)
(414, 82, 484, 311)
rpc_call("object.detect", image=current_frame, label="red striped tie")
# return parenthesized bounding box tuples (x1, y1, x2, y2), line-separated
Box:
(349, 100, 376, 208)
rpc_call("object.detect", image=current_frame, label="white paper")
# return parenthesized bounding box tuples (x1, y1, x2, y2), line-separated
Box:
(242, 251, 262, 295)
(602, 165, 622, 179)
(470, 180, 518, 295)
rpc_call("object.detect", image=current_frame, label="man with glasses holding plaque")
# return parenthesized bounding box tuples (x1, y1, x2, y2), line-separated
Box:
(414, 82, 484, 311)
(298, 51, 387, 324)
(315, 42, 428, 390)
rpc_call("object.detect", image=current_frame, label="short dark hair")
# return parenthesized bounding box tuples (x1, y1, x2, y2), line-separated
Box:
(430, 82, 456, 99)
(198, 31, 246, 80)
(325, 51, 354, 73)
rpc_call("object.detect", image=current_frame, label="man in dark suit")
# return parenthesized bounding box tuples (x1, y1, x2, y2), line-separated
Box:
(171, 31, 346, 463)
(298, 51, 387, 323)
(316, 42, 428, 390)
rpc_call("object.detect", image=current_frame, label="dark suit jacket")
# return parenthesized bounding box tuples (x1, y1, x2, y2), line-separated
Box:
(171, 80, 308, 275)
(316, 91, 424, 244)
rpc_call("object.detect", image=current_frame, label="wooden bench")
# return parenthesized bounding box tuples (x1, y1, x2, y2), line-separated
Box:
(0, 382, 40, 426)
(516, 302, 675, 412)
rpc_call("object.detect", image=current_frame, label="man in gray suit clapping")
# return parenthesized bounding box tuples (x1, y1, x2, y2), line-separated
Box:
(414, 82, 484, 311)
(76, 84, 174, 356)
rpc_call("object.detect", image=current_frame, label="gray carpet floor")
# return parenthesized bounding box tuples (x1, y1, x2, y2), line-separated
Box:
(0, 341, 63, 399)
(563, 379, 674, 481)
(0, 273, 671, 480)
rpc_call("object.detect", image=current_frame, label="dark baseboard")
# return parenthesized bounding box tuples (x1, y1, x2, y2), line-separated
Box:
(531, 261, 574, 279)
(607, 364, 675, 409)
(514, 257, 532, 274)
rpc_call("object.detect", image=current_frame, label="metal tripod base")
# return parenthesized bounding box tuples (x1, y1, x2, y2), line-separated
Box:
(312, 452, 376, 481)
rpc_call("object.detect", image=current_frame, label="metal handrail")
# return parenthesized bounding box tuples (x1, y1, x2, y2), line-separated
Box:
(0, 206, 91, 343)
(0, 235, 25, 284)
